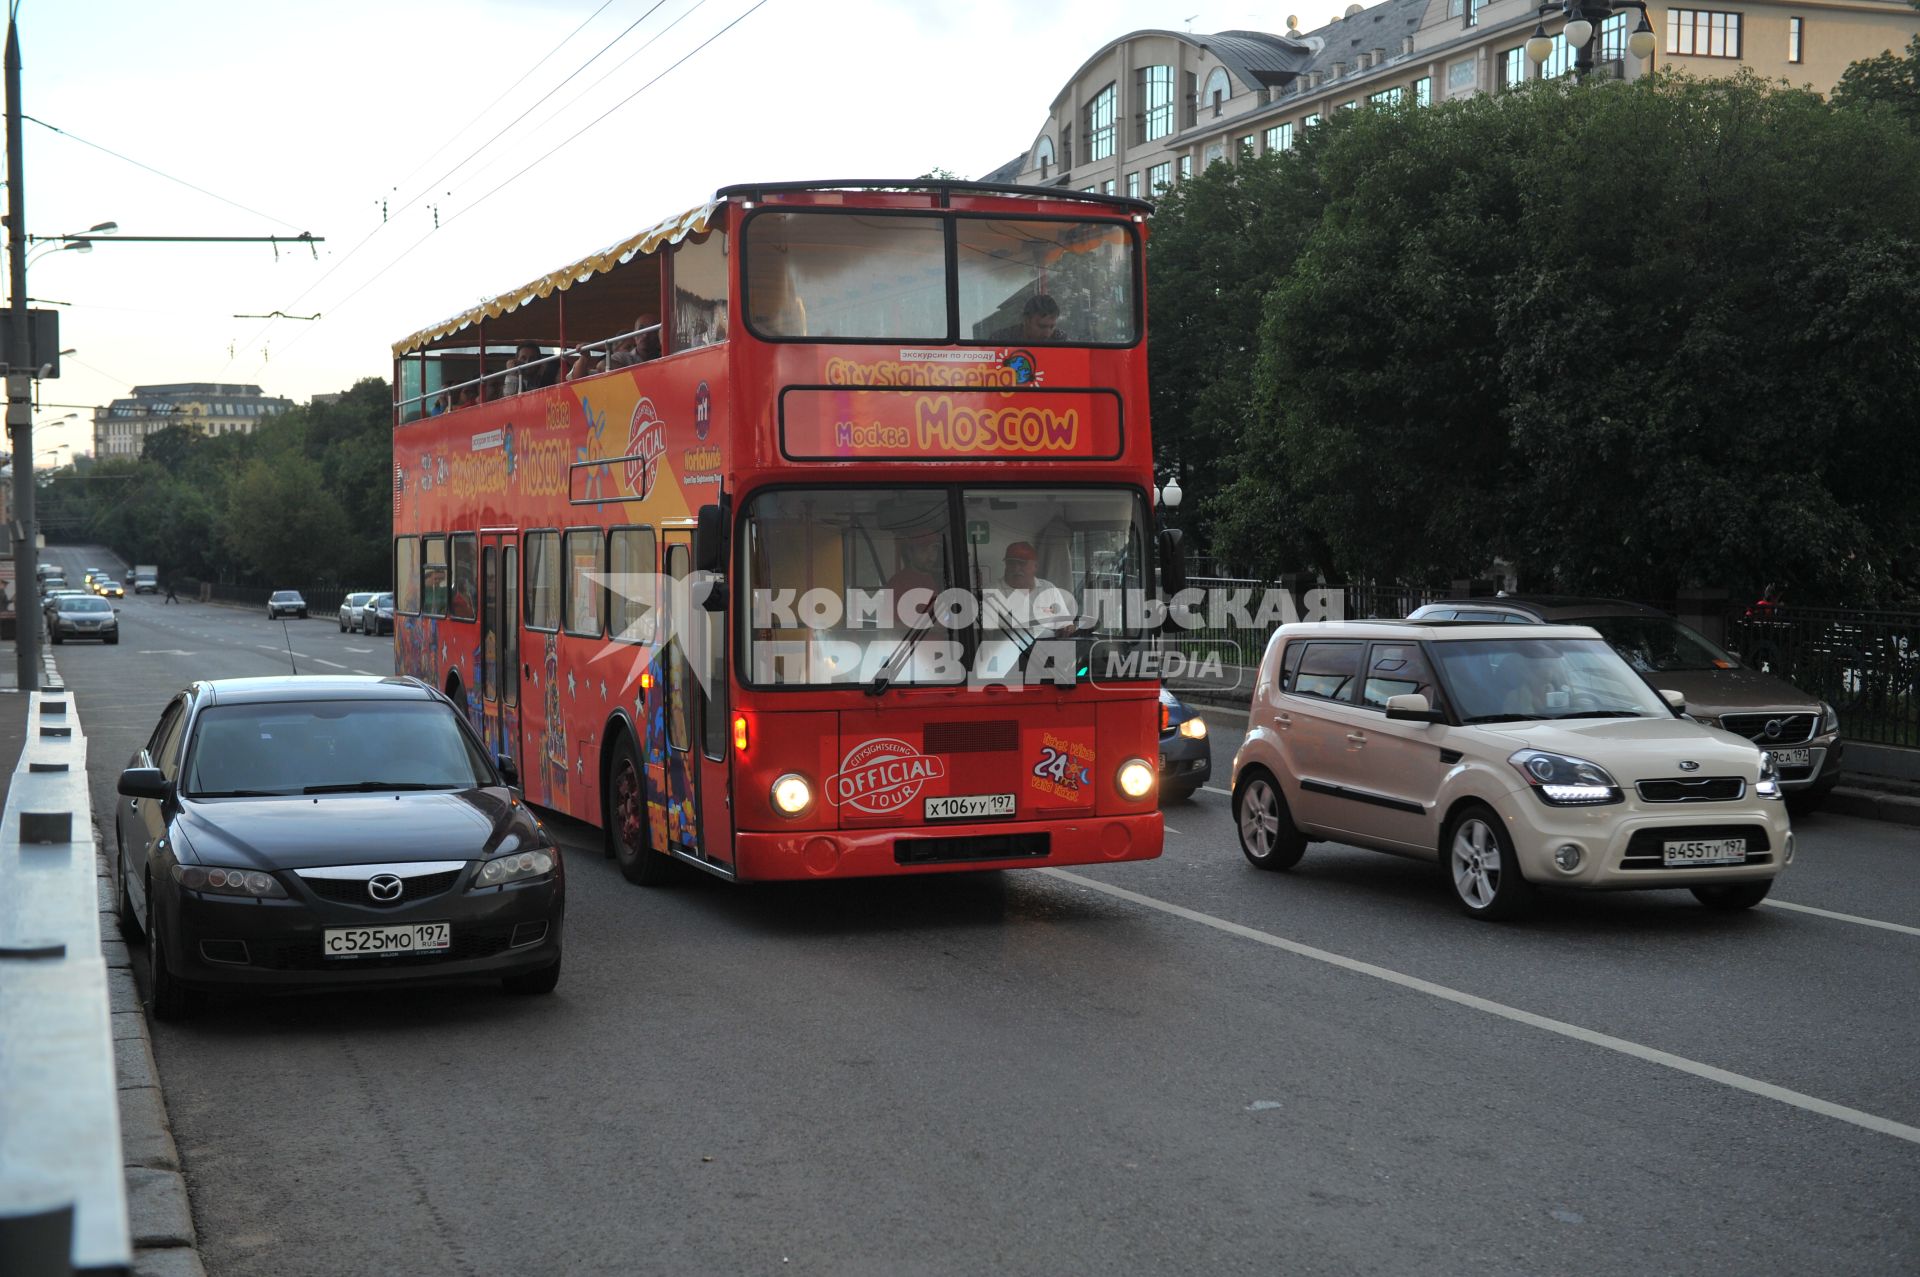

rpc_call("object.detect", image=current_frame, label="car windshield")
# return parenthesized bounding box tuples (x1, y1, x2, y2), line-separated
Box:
(373, 594, 393, 607)
(1574, 615, 1739, 673)
(271, 591, 301, 602)
(183, 700, 495, 797)
(741, 485, 1152, 687)
(347, 593, 372, 605)
(1429, 638, 1672, 722)
(63, 597, 111, 613)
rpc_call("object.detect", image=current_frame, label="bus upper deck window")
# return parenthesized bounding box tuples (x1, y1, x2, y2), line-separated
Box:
(670, 231, 729, 352)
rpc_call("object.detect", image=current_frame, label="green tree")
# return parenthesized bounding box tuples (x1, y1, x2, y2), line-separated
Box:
(1831, 1, 1920, 131)
(1171, 73, 1920, 601)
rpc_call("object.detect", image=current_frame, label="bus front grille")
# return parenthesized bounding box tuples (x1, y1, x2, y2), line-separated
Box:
(924, 720, 1019, 753)
(894, 832, 1050, 864)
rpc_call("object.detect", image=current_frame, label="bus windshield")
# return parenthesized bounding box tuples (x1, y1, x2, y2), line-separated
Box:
(743, 210, 1137, 345)
(742, 486, 1153, 687)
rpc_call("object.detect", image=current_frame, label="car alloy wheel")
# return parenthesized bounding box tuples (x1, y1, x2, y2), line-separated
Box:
(1235, 769, 1306, 871)
(1446, 808, 1536, 921)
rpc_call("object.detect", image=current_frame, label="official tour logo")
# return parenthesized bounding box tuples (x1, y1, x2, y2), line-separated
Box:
(828, 738, 948, 814)
(625, 397, 668, 499)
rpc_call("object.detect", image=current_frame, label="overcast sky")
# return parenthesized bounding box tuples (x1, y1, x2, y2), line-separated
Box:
(17, 0, 1347, 461)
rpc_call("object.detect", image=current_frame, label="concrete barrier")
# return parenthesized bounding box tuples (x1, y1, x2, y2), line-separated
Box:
(0, 688, 132, 1274)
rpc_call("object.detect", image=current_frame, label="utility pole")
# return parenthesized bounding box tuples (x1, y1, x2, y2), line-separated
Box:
(6, 11, 41, 691)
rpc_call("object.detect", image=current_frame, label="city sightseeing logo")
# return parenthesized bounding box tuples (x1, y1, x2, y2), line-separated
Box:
(828, 738, 947, 814)
(1001, 349, 1039, 385)
(625, 398, 668, 499)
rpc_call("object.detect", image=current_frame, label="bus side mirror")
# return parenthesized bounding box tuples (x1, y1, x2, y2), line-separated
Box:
(1158, 527, 1187, 595)
(694, 571, 727, 614)
(695, 503, 726, 574)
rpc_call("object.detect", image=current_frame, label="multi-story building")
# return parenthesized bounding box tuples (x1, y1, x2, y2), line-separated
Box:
(92, 383, 293, 460)
(982, 0, 1920, 193)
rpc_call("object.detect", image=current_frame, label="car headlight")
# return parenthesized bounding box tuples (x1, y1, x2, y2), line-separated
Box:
(771, 773, 813, 816)
(1756, 752, 1783, 800)
(172, 864, 288, 898)
(1117, 758, 1155, 799)
(473, 847, 556, 888)
(1819, 701, 1839, 735)
(1177, 715, 1207, 740)
(1508, 749, 1622, 806)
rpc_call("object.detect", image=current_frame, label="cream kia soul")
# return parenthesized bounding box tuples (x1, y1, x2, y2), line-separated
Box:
(1230, 622, 1794, 919)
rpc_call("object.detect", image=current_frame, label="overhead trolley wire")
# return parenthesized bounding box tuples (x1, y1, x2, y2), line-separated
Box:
(269, 0, 773, 364)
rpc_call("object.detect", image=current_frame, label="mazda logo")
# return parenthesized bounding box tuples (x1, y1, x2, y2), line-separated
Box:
(1764, 719, 1785, 739)
(367, 874, 404, 902)
(1678, 760, 1700, 771)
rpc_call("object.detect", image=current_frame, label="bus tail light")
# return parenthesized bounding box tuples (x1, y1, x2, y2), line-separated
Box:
(733, 713, 749, 753)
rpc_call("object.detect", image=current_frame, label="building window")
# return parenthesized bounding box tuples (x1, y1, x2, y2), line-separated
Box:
(1204, 67, 1231, 115)
(1061, 124, 1073, 167)
(1178, 155, 1193, 179)
(1413, 76, 1432, 106)
(1448, 0, 1463, 15)
(1667, 9, 1741, 57)
(1467, 0, 1486, 26)
(1599, 12, 1630, 59)
(1238, 134, 1255, 156)
(1789, 15, 1803, 62)
(1264, 121, 1295, 151)
(1203, 141, 1226, 168)
(1102, 178, 1116, 196)
(1127, 172, 1141, 198)
(1147, 160, 1173, 193)
(1341, 100, 1358, 111)
(1304, 112, 1321, 128)
(1140, 64, 1175, 140)
(1368, 86, 1403, 106)
(1448, 58, 1477, 95)
(1033, 134, 1054, 179)
(1499, 46, 1527, 88)
(1087, 83, 1117, 161)
(1540, 31, 1575, 79)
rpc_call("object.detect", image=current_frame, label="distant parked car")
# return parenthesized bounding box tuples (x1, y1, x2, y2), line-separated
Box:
(339, 592, 375, 632)
(49, 595, 119, 645)
(1158, 687, 1211, 803)
(366, 593, 395, 636)
(1407, 597, 1842, 808)
(267, 590, 308, 620)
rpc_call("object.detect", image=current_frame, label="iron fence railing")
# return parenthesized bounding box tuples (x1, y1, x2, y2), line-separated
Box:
(204, 582, 352, 617)
(1162, 578, 1452, 669)
(1726, 607, 1919, 747)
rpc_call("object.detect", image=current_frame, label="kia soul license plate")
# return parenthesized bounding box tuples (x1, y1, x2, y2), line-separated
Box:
(1662, 838, 1746, 866)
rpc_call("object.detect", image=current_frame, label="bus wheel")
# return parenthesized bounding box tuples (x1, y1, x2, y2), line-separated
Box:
(608, 735, 674, 885)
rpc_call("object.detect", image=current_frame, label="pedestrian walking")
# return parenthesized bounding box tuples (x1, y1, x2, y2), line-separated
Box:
(164, 580, 179, 603)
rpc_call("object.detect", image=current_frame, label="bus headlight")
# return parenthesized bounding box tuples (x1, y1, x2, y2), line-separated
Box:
(1117, 758, 1155, 799)
(772, 773, 813, 816)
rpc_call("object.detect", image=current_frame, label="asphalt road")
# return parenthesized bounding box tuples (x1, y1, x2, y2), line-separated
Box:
(48, 546, 1920, 1276)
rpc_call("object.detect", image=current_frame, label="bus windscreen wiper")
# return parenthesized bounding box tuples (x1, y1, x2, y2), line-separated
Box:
(868, 610, 942, 696)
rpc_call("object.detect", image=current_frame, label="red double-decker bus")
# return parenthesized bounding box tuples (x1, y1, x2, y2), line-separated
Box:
(390, 179, 1173, 883)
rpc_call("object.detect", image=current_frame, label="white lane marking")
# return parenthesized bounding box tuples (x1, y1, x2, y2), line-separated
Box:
(1162, 824, 1182, 835)
(1762, 899, 1920, 938)
(137, 650, 195, 656)
(1201, 785, 1231, 798)
(344, 646, 374, 653)
(309, 658, 348, 670)
(1046, 869, 1920, 1147)
(352, 669, 379, 675)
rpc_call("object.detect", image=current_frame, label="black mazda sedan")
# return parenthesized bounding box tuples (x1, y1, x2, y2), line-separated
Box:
(114, 676, 564, 1019)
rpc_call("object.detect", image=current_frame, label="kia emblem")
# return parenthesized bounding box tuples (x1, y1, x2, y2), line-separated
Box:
(1678, 760, 1700, 772)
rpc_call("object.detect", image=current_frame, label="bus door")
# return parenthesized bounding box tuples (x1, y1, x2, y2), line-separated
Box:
(657, 531, 733, 873)
(479, 532, 524, 777)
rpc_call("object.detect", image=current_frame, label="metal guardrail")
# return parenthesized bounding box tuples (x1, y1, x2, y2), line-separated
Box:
(0, 687, 132, 1273)
(202, 582, 358, 616)
(1728, 607, 1920, 747)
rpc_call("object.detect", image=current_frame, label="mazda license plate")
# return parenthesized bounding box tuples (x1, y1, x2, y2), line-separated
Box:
(322, 922, 451, 958)
(1662, 838, 1746, 867)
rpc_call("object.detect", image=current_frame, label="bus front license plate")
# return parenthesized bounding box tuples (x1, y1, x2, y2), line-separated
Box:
(1662, 838, 1746, 866)
(322, 922, 451, 958)
(925, 794, 1015, 821)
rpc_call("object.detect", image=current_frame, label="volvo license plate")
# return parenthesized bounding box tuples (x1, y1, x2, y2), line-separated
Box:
(925, 794, 1015, 820)
(322, 922, 451, 958)
(1767, 748, 1811, 768)
(1662, 838, 1746, 866)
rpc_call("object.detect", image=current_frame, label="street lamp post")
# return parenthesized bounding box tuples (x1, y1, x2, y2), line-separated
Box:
(6, 10, 41, 688)
(1524, 0, 1657, 77)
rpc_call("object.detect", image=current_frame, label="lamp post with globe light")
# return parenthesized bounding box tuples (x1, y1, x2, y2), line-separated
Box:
(1524, 0, 1658, 78)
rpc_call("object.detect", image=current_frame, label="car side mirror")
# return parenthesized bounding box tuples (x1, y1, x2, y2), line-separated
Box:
(1385, 693, 1445, 724)
(495, 754, 520, 788)
(1158, 527, 1187, 595)
(118, 767, 171, 800)
(1660, 689, 1686, 713)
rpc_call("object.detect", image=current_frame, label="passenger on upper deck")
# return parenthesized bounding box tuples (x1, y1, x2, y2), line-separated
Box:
(994, 294, 1063, 345)
(608, 312, 662, 368)
(502, 342, 556, 396)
